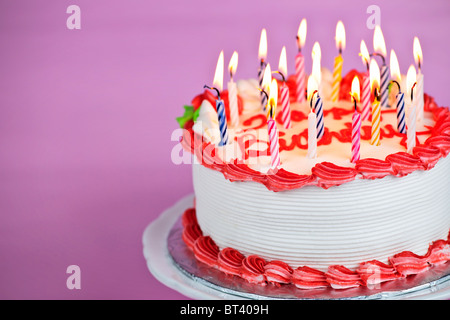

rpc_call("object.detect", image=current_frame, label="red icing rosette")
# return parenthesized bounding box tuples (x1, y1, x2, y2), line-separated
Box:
(425, 135, 450, 156)
(385, 152, 425, 176)
(312, 162, 358, 189)
(182, 223, 203, 250)
(388, 251, 430, 276)
(240, 255, 267, 285)
(217, 247, 245, 277)
(264, 260, 293, 286)
(357, 260, 402, 287)
(355, 158, 396, 179)
(412, 145, 442, 169)
(432, 112, 450, 136)
(181, 208, 197, 228)
(193, 236, 220, 268)
(326, 265, 362, 289)
(222, 159, 266, 184)
(265, 168, 316, 192)
(423, 240, 450, 266)
(292, 266, 329, 289)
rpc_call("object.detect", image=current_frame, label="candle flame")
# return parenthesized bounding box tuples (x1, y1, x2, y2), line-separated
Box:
(297, 19, 307, 49)
(228, 51, 239, 77)
(267, 78, 278, 119)
(213, 50, 224, 92)
(262, 63, 272, 93)
(413, 37, 423, 68)
(259, 28, 268, 61)
(311, 42, 321, 85)
(373, 25, 387, 57)
(369, 58, 380, 94)
(351, 76, 360, 102)
(359, 40, 370, 68)
(406, 64, 417, 100)
(278, 46, 288, 78)
(307, 75, 318, 101)
(335, 21, 346, 52)
(390, 49, 401, 82)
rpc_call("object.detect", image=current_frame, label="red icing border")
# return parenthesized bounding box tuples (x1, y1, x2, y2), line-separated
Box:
(180, 75, 450, 191)
(182, 207, 450, 290)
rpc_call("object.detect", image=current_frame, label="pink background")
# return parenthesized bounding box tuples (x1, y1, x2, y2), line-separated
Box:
(1, 0, 449, 299)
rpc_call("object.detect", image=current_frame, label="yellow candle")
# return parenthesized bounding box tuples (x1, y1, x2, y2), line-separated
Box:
(370, 59, 381, 146)
(331, 21, 345, 103)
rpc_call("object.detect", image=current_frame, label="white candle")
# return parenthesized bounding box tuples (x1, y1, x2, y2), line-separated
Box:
(414, 37, 424, 122)
(406, 65, 417, 153)
(227, 51, 239, 127)
(307, 108, 317, 159)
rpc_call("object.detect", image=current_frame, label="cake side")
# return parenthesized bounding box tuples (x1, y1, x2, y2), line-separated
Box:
(193, 155, 450, 272)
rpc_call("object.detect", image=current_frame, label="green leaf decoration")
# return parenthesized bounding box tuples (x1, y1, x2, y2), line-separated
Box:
(176, 105, 195, 128)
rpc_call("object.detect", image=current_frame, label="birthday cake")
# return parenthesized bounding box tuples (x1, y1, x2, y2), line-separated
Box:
(175, 27, 450, 290)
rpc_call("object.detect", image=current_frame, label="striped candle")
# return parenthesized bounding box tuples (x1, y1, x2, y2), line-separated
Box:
(380, 64, 390, 108)
(314, 94, 324, 139)
(258, 61, 267, 111)
(268, 119, 280, 169)
(216, 99, 229, 146)
(361, 72, 371, 121)
(370, 96, 381, 146)
(295, 52, 306, 103)
(280, 83, 291, 129)
(396, 92, 406, 134)
(352, 111, 361, 163)
(331, 54, 343, 103)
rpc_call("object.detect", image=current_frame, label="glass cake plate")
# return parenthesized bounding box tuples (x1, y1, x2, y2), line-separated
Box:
(143, 193, 450, 300)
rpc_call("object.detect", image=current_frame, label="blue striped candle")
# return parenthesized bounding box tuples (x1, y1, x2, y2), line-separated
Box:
(258, 61, 267, 111)
(216, 99, 228, 146)
(314, 94, 324, 139)
(396, 92, 406, 134)
(380, 64, 390, 108)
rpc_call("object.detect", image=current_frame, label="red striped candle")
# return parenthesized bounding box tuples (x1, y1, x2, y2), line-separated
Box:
(268, 119, 280, 169)
(295, 52, 306, 103)
(280, 83, 291, 129)
(361, 72, 371, 121)
(352, 111, 361, 163)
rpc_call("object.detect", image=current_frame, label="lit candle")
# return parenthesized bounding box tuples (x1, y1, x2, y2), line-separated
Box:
(406, 65, 417, 153)
(359, 40, 371, 121)
(204, 51, 228, 146)
(307, 76, 318, 159)
(413, 37, 424, 122)
(331, 21, 346, 103)
(370, 58, 381, 146)
(350, 76, 361, 163)
(295, 19, 307, 103)
(311, 42, 324, 139)
(276, 46, 292, 129)
(390, 49, 406, 134)
(260, 63, 272, 115)
(311, 42, 322, 94)
(227, 51, 239, 127)
(258, 28, 268, 111)
(267, 79, 280, 170)
(373, 25, 390, 109)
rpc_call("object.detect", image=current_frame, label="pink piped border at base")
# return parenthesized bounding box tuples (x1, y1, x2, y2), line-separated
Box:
(181, 207, 450, 290)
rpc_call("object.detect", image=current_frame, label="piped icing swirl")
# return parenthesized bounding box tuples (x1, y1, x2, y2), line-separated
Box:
(181, 208, 450, 290)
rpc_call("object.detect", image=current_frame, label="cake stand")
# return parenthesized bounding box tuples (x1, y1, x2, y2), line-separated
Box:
(143, 193, 450, 300)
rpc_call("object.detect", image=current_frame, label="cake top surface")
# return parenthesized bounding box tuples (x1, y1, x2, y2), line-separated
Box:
(179, 69, 450, 191)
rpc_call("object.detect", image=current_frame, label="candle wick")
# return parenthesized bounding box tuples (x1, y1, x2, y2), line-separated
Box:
(370, 52, 386, 65)
(339, 47, 342, 55)
(204, 85, 221, 99)
(273, 70, 286, 82)
(309, 90, 318, 110)
(374, 87, 380, 102)
(411, 83, 417, 102)
(390, 80, 401, 93)
(258, 87, 269, 102)
(296, 36, 302, 53)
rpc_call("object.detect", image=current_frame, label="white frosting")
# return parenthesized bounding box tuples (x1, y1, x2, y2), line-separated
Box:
(193, 157, 450, 271)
